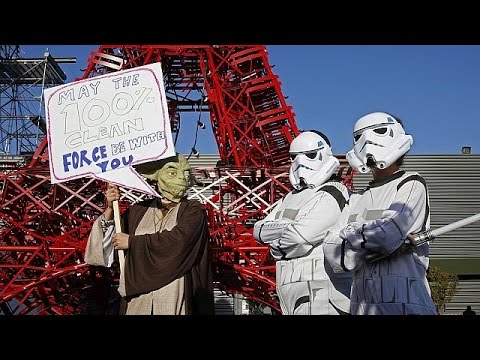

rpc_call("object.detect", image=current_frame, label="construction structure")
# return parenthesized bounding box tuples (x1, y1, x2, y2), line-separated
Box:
(0, 46, 76, 158)
(0, 45, 310, 314)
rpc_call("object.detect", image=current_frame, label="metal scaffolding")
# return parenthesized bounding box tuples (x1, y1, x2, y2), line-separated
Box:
(0, 45, 75, 157)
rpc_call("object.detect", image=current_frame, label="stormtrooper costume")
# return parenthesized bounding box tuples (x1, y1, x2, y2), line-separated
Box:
(253, 131, 352, 315)
(324, 112, 437, 315)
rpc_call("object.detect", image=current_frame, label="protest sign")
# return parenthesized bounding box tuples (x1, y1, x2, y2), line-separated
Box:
(44, 62, 175, 196)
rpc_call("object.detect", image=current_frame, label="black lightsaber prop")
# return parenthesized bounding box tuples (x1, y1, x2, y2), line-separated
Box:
(366, 212, 480, 263)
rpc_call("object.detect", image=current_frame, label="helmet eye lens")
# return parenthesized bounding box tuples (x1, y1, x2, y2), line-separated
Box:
(373, 127, 388, 135)
(304, 150, 319, 159)
(354, 134, 362, 143)
(290, 150, 319, 161)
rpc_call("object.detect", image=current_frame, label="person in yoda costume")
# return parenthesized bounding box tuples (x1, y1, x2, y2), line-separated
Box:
(85, 153, 214, 315)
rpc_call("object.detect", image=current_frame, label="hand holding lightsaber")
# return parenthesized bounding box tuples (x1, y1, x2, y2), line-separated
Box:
(366, 212, 480, 263)
(409, 213, 480, 246)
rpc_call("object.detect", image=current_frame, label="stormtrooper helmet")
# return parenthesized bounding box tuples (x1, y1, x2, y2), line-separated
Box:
(346, 112, 413, 173)
(289, 131, 340, 190)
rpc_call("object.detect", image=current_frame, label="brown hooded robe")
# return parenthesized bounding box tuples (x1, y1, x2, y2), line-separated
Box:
(118, 198, 214, 315)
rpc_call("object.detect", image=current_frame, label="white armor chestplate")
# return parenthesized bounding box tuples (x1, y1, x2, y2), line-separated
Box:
(333, 171, 437, 315)
(254, 181, 352, 315)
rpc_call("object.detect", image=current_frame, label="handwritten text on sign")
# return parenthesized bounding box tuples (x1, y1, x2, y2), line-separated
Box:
(44, 62, 175, 196)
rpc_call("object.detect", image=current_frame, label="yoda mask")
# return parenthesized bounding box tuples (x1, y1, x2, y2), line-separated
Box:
(134, 153, 192, 203)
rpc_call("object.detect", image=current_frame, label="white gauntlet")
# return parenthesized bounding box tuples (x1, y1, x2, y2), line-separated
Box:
(340, 221, 365, 249)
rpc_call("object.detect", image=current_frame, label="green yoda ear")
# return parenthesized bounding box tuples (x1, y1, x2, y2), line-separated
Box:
(140, 172, 157, 181)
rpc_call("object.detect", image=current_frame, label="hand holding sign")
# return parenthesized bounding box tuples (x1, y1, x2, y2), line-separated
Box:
(44, 62, 175, 196)
(45, 62, 176, 276)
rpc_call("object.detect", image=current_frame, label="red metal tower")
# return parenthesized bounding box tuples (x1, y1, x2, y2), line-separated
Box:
(0, 45, 302, 314)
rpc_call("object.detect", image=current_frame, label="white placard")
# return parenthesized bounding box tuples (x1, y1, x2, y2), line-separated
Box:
(44, 62, 175, 196)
